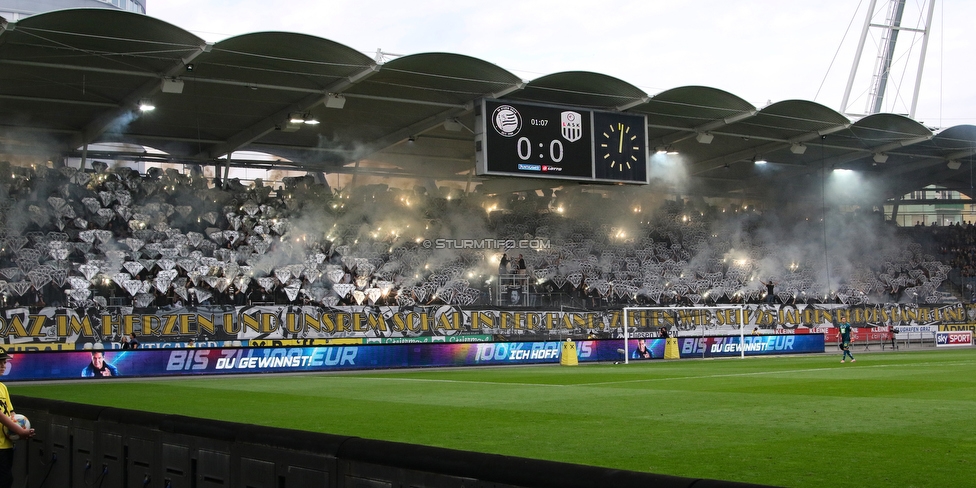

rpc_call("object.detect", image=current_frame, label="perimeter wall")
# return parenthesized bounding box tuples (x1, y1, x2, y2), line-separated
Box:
(11, 396, 775, 488)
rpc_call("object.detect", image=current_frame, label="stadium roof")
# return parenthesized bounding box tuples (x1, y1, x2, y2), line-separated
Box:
(2, 8, 976, 202)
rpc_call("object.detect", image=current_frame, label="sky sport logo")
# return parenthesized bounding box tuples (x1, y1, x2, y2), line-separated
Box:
(936, 331, 972, 346)
(422, 238, 551, 250)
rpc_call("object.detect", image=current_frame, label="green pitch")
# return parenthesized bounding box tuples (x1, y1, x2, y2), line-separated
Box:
(13, 349, 976, 488)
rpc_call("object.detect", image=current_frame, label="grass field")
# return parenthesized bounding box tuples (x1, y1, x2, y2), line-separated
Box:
(11, 348, 976, 488)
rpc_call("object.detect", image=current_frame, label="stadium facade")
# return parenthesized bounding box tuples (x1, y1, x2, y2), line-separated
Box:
(0, 0, 145, 21)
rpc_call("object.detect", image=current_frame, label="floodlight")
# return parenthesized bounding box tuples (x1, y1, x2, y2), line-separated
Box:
(948, 160, 962, 170)
(789, 143, 806, 155)
(284, 113, 318, 131)
(138, 99, 155, 112)
(873, 153, 888, 164)
(444, 118, 464, 132)
(325, 93, 346, 109)
(695, 132, 714, 144)
(161, 78, 184, 94)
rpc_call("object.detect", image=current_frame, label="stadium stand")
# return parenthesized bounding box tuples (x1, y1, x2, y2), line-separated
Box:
(0, 160, 959, 317)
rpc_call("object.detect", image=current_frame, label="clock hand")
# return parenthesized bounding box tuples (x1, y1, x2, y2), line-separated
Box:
(618, 124, 624, 154)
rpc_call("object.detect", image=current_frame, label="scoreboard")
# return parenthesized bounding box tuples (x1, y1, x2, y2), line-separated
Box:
(475, 99, 648, 184)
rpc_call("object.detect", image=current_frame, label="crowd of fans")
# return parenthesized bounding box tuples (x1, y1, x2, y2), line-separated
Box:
(930, 223, 976, 276)
(925, 222, 976, 298)
(0, 160, 958, 314)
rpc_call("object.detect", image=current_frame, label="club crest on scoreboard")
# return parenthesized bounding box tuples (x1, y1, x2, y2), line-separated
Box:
(560, 111, 582, 142)
(491, 105, 522, 136)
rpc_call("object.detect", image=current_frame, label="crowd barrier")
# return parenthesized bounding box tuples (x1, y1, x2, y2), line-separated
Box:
(11, 396, 778, 488)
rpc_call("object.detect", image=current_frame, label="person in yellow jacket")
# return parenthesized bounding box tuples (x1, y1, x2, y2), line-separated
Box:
(0, 348, 35, 488)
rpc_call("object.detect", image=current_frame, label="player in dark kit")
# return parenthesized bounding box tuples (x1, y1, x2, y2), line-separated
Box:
(839, 322, 855, 363)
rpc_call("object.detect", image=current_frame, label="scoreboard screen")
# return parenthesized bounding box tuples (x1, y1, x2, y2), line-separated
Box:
(475, 99, 648, 184)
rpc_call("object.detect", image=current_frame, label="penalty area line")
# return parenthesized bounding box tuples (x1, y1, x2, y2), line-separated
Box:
(577, 359, 976, 387)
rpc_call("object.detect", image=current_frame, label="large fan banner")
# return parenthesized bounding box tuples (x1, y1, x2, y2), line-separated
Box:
(0, 303, 969, 349)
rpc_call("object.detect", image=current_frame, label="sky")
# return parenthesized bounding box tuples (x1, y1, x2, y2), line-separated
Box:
(148, 0, 976, 129)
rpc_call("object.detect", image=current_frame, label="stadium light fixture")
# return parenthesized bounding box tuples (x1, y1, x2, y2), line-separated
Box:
(325, 93, 346, 109)
(286, 113, 319, 128)
(947, 160, 962, 170)
(444, 118, 465, 132)
(873, 153, 888, 164)
(789, 143, 807, 155)
(138, 99, 156, 112)
(753, 155, 767, 165)
(695, 132, 714, 144)
(161, 78, 184, 94)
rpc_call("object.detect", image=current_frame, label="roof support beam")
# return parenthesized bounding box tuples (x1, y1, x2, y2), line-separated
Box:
(0, 59, 160, 78)
(688, 123, 850, 175)
(614, 96, 650, 112)
(651, 109, 758, 148)
(0, 93, 118, 108)
(70, 41, 213, 151)
(201, 63, 381, 160)
(826, 134, 933, 170)
(359, 81, 525, 164)
(0, 16, 11, 47)
(733, 134, 941, 196)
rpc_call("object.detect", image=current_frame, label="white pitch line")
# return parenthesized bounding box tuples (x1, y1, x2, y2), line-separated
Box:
(580, 359, 976, 387)
(333, 358, 976, 389)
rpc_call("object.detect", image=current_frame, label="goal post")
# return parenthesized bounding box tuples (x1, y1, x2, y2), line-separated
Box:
(621, 305, 748, 364)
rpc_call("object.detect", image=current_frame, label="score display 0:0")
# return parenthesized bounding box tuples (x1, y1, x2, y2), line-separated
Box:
(516, 137, 565, 162)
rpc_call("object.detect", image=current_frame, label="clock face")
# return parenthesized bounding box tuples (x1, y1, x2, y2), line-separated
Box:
(600, 122, 639, 172)
(592, 112, 647, 182)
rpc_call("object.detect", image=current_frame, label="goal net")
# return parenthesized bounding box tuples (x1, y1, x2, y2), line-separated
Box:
(621, 305, 748, 364)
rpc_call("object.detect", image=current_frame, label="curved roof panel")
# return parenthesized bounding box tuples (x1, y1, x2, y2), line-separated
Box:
(0, 8, 205, 149)
(206, 32, 374, 90)
(509, 71, 647, 109)
(362, 52, 523, 103)
(638, 85, 755, 132)
(2, 8, 976, 203)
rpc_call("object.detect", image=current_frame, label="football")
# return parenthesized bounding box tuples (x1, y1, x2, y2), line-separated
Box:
(4, 414, 30, 441)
